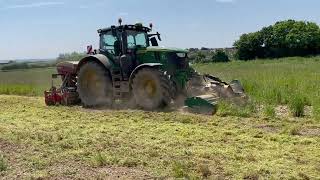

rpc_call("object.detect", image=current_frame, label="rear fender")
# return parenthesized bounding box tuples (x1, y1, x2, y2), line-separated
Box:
(129, 63, 163, 87)
(76, 54, 112, 73)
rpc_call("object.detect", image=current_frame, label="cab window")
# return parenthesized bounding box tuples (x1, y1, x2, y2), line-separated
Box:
(126, 30, 148, 48)
(101, 31, 121, 56)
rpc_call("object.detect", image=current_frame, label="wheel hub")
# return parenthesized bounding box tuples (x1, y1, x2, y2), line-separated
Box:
(144, 80, 156, 97)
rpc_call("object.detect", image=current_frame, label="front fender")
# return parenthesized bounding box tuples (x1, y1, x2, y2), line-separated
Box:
(77, 54, 112, 72)
(129, 63, 163, 86)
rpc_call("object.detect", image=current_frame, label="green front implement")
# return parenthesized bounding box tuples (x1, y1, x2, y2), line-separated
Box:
(183, 74, 247, 115)
(185, 95, 218, 115)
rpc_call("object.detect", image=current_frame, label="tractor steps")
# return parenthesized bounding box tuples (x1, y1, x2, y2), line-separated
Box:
(111, 69, 129, 99)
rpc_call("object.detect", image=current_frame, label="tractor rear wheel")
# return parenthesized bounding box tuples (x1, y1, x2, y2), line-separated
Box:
(77, 61, 113, 107)
(132, 68, 172, 110)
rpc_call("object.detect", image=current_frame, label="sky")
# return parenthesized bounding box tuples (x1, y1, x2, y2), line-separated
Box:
(0, 0, 320, 60)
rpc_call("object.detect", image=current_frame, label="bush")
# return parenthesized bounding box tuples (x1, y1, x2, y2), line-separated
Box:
(234, 20, 320, 60)
(1, 62, 29, 70)
(192, 51, 206, 63)
(1, 62, 54, 71)
(56, 52, 86, 63)
(211, 50, 230, 63)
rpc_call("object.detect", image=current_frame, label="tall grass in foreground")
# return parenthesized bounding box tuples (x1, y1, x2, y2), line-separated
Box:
(194, 56, 320, 117)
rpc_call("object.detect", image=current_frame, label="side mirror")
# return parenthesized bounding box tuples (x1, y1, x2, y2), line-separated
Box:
(150, 37, 158, 46)
(87, 45, 93, 54)
(157, 32, 162, 41)
(111, 28, 117, 37)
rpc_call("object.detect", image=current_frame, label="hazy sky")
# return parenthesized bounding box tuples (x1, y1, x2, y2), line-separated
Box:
(0, 0, 320, 60)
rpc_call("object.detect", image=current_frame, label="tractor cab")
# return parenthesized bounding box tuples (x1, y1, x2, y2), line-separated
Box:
(97, 23, 160, 57)
(95, 22, 164, 80)
(97, 23, 162, 57)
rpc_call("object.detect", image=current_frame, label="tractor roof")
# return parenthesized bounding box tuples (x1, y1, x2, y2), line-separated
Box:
(98, 24, 151, 34)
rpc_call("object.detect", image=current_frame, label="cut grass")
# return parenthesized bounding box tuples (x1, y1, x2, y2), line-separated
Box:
(0, 95, 319, 179)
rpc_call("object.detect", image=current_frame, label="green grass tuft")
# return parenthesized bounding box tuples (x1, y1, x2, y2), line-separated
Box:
(312, 104, 320, 121)
(217, 100, 256, 118)
(264, 104, 276, 118)
(289, 95, 306, 117)
(172, 161, 190, 178)
(0, 154, 7, 172)
(92, 152, 108, 167)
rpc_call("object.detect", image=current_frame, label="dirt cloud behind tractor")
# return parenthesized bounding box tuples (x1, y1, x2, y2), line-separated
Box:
(45, 22, 246, 114)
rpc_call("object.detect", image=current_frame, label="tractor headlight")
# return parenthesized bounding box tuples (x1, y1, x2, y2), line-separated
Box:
(176, 53, 186, 58)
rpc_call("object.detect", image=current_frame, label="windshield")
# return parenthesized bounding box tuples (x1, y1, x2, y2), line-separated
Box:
(126, 30, 149, 48)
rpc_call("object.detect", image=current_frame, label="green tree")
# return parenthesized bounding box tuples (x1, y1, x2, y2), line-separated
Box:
(194, 51, 206, 63)
(211, 50, 230, 63)
(234, 32, 264, 60)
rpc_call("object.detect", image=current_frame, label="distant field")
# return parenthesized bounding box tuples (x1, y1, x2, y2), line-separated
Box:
(0, 68, 55, 96)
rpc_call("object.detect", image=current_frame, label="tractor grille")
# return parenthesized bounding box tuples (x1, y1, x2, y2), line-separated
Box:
(167, 52, 189, 70)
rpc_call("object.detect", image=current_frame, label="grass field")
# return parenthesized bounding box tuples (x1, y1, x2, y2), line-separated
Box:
(0, 58, 319, 179)
(194, 57, 320, 104)
(194, 56, 320, 118)
(0, 95, 319, 179)
(1, 57, 320, 117)
(0, 68, 55, 96)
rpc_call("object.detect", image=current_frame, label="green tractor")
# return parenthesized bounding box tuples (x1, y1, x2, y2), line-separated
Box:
(47, 20, 246, 114)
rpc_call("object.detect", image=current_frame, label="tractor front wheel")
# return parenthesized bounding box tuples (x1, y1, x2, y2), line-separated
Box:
(77, 61, 113, 107)
(131, 68, 172, 110)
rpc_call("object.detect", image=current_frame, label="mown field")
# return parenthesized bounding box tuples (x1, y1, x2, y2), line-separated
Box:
(0, 57, 320, 179)
(0, 95, 319, 179)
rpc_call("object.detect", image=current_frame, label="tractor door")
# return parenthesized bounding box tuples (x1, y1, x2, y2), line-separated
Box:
(120, 30, 149, 79)
(100, 31, 122, 62)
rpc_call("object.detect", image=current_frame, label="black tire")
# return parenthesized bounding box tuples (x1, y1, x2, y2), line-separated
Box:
(131, 68, 172, 110)
(77, 61, 113, 107)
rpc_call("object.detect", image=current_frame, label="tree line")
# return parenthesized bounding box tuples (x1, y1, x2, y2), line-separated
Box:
(234, 19, 320, 60)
